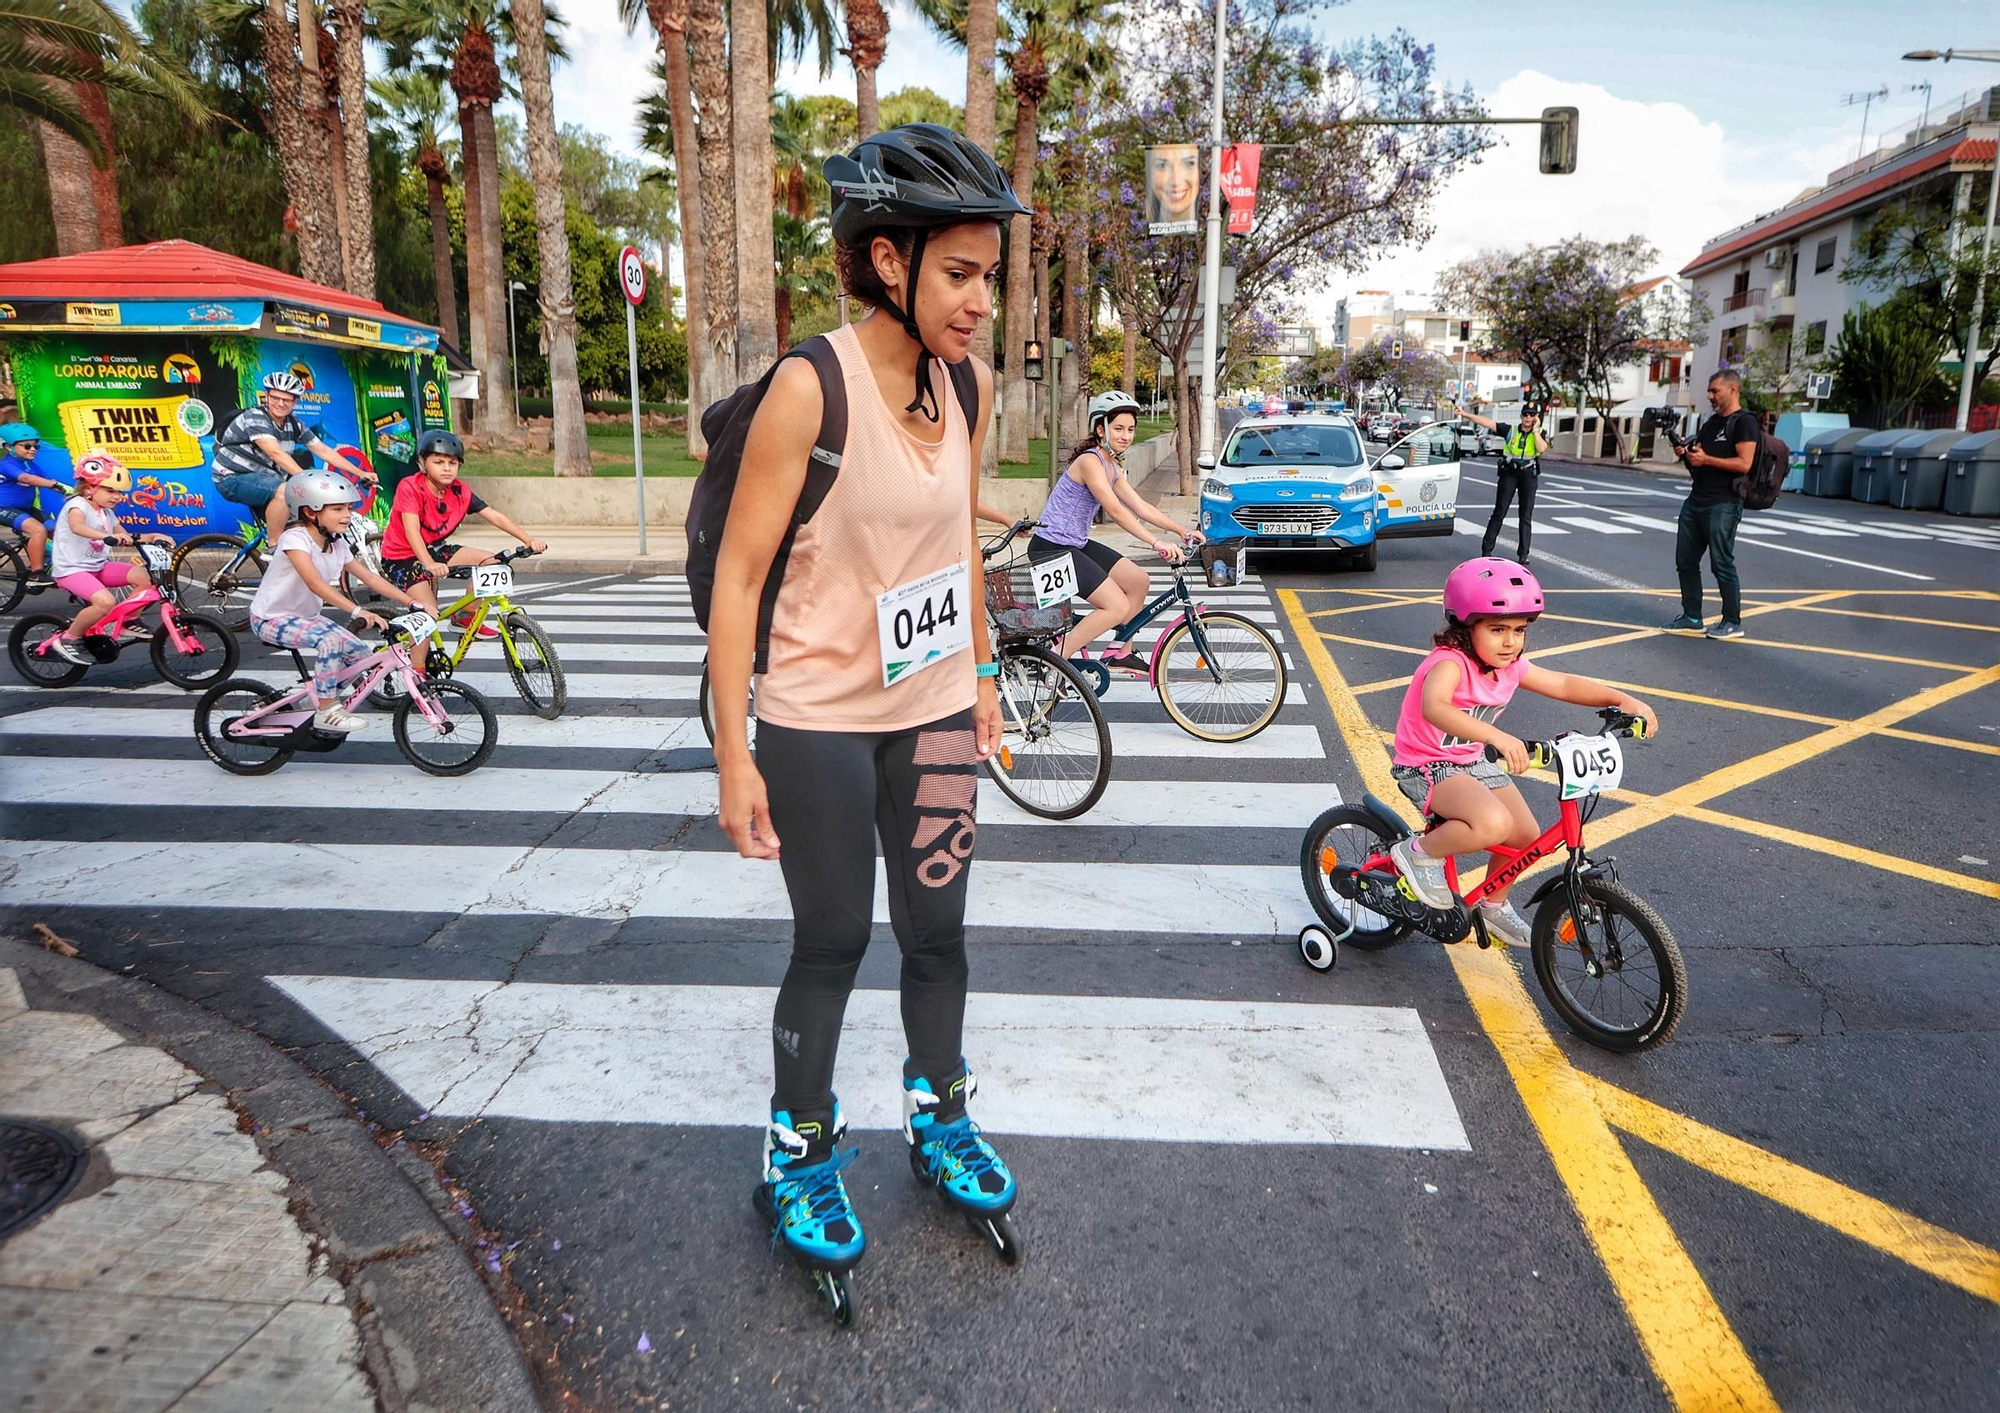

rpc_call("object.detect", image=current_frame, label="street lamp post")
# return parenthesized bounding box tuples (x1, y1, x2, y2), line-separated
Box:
(1905, 48, 2000, 429)
(506, 280, 527, 423)
(1195, 0, 1227, 471)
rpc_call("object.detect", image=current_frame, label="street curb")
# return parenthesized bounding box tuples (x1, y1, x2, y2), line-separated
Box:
(0, 935, 546, 1413)
(516, 554, 685, 576)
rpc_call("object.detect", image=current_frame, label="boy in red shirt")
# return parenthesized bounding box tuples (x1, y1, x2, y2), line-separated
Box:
(380, 430, 545, 659)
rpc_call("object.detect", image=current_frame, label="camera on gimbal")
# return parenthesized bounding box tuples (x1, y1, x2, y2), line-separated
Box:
(1641, 405, 1689, 451)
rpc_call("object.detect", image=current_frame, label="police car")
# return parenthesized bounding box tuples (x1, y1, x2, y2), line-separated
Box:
(1197, 414, 1461, 571)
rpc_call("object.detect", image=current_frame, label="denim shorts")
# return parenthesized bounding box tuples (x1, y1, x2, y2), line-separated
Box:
(216, 469, 285, 508)
(1392, 758, 1510, 814)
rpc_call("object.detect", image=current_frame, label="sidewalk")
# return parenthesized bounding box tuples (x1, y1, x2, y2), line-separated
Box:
(0, 936, 541, 1413)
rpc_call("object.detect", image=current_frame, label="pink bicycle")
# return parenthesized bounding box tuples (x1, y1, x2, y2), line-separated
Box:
(8, 542, 238, 690)
(192, 609, 498, 776)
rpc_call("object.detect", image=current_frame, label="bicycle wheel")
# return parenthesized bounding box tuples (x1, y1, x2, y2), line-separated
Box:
(0, 539, 26, 615)
(983, 643, 1111, 820)
(193, 678, 295, 774)
(1298, 805, 1413, 951)
(1154, 610, 1287, 743)
(502, 611, 566, 719)
(171, 533, 265, 631)
(698, 656, 756, 754)
(8, 614, 87, 688)
(151, 611, 239, 689)
(1531, 878, 1687, 1053)
(394, 678, 498, 776)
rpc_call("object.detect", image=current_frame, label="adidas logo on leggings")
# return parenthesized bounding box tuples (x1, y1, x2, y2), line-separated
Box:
(910, 727, 980, 888)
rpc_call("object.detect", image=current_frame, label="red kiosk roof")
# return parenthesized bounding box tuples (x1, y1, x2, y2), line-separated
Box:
(0, 239, 427, 329)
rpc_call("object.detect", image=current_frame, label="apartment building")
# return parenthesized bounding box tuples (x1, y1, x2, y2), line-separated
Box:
(1681, 86, 1998, 377)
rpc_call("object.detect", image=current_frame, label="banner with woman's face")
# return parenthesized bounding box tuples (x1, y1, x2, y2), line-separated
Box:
(1145, 144, 1200, 235)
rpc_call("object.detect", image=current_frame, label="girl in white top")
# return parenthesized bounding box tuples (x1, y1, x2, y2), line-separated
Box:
(248, 469, 423, 732)
(47, 453, 175, 666)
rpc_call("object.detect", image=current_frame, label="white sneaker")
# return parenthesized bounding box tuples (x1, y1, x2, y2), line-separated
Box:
(1389, 836, 1452, 909)
(50, 636, 93, 666)
(313, 704, 364, 733)
(1477, 899, 1532, 949)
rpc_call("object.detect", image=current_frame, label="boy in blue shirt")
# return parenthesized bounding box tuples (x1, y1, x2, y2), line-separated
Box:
(0, 423, 63, 585)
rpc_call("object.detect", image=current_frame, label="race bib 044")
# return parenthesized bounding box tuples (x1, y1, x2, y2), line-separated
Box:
(876, 561, 972, 687)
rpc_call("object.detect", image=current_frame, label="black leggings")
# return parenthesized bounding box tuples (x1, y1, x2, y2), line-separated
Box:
(758, 707, 978, 1125)
(1482, 464, 1538, 561)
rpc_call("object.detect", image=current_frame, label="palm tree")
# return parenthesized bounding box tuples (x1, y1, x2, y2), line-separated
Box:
(505, 0, 588, 474)
(260, 0, 346, 284)
(629, 0, 707, 452)
(843, 0, 889, 138)
(372, 73, 460, 344)
(730, 0, 777, 371)
(963, 0, 996, 152)
(329, 0, 375, 297)
(689, 0, 736, 410)
(4, 0, 207, 253)
(773, 212, 833, 350)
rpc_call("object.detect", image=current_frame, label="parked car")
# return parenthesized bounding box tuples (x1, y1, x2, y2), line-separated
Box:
(1454, 421, 1495, 457)
(1368, 414, 1405, 443)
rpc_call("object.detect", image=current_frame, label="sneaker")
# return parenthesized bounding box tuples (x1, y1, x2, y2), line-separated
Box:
(1097, 645, 1152, 677)
(116, 622, 152, 642)
(25, 568, 52, 587)
(1704, 620, 1745, 640)
(1662, 615, 1704, 631)
(452, 608, 501, 641)
(313, 703, 365, 733)
(1477, 898, 1531, 949)
(1389, 835, 1453, 909)
(49, 635, 92, 666)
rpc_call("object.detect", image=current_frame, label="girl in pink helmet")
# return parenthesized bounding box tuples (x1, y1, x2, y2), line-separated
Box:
(1387, 557, 1659, 945)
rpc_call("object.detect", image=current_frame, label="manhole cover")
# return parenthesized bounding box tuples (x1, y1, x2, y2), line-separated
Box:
(0, 1119, 87, 1239)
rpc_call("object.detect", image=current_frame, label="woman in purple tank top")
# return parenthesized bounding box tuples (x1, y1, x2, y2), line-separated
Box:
(1027, 391, 1203, 676)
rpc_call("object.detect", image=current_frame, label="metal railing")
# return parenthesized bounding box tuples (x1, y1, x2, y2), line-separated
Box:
(1722, 288, 1767, 313)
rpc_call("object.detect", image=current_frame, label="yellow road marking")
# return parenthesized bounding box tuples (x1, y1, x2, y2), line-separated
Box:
(1305, 596, 1433, 619)
(1720, 636, 1977, 673)
(1281, 589, 1778, 1410)
(1591, 680, 2000, 760)
(1785, 604, 2000, 633)
(1670, 803, 2000, 900)
(1586, 1077, 2000, 1306)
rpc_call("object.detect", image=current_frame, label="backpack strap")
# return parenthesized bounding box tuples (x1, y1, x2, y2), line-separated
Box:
(946, 357, 981, 444)
(787, 335, 848, 526)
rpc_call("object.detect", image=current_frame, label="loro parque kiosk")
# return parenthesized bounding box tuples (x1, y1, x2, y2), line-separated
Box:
(0, 240, 470, 540)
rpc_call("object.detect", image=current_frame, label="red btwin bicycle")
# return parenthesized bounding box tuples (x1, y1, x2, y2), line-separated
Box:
(1297, 709, 1687, 1052)
(7, 541, 238, 690)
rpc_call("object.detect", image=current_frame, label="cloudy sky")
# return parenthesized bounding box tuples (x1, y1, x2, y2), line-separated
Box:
(543, 0, 1992, 317)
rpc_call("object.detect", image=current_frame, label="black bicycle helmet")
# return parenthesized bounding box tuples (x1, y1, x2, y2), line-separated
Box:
(417, 428, 465, 459)
(824, 124, 1028, 420)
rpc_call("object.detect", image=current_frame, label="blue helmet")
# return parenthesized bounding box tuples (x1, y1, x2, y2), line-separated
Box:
(0, 422, 41, 446)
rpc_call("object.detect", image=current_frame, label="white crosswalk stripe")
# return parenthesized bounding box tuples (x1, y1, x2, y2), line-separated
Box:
(0, 572, 1476, 1151)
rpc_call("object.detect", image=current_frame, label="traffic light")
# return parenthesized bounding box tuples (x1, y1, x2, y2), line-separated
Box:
(1391, 337, 1404, 359)
(1459, 320, 1471, 341)
(1539, 106, 1578, 175)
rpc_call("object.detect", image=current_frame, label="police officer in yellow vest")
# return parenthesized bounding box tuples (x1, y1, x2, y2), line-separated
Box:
(1455, 400, 1545, 568)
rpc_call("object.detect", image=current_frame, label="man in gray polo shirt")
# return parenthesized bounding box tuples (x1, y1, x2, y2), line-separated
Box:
(214, 369, 374, 546)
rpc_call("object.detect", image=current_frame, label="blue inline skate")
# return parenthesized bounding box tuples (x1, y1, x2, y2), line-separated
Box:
(754, 1103, 864, 1326)
(903, 1060, 1023, 1265)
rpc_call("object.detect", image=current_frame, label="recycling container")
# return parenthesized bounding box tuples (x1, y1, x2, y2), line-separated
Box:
(1850, 429, 1916, 504)
(1942, 430, 2000, 517)
(1802, 428, 1874, 497)
(1774, 412, 1848, 492)
(1888, 430, 1960, 511)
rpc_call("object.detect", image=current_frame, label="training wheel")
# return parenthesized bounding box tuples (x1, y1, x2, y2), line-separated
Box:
(1298, 925, 1338, 972)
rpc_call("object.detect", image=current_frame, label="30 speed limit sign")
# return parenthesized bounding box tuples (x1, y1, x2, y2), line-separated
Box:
(618, 244, 647, 306)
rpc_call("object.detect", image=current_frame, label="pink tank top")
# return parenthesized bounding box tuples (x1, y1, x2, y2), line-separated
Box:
(756, 323, 977, 731)
(1392, 646, 1530, 767)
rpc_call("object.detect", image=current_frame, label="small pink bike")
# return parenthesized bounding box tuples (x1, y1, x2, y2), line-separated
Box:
(8, 542, 238, 690)
(192, 609, 498, 776)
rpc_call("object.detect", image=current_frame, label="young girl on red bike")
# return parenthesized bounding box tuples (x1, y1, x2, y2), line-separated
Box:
(47, 454, 173, 666)
(1388, 558, 1659, 946)
(248, 469, 426, 733)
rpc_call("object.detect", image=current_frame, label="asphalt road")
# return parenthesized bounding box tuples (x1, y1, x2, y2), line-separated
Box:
(2, 466, 1995, 1411)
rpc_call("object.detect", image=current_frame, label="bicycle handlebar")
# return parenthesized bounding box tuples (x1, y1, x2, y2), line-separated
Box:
(980, 518, 1038, 561)
(1483, 708, 1650, 771)
(442, 545, 540, 578)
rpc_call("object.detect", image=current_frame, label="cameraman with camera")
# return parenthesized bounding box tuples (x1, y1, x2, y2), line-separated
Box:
(1660, 369, 1759, 640)
(1455, 400, 1545, 566)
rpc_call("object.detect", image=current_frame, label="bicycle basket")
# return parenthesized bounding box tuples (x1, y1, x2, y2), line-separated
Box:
(984, 550, 1071, 640)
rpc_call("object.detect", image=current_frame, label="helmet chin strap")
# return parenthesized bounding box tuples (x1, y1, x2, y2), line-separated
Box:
(879, 230, 941, 422)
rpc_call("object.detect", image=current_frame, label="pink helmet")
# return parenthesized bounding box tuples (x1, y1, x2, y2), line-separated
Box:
(1442, 557, 1543, 622)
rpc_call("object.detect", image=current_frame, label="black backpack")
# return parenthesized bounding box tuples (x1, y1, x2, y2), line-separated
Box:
(685, 334, 980, 671)
(1736, 426, 1788, 511)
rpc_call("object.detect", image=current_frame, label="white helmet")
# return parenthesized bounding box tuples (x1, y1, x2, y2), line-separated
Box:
(284, 468, 361, 519)
(1088, 390, 1142, 434)
(262, 370, 308, 397)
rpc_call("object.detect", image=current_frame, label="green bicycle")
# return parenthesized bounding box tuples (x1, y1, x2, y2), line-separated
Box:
(375, 545, 567, 718)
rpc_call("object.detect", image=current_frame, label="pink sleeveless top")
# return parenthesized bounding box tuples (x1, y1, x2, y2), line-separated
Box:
(756, 324, 977, 731)
(1392, 646, 1530, 767)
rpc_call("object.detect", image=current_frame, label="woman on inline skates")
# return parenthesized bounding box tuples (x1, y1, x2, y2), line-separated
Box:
(706, 124, 1027, 1321)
